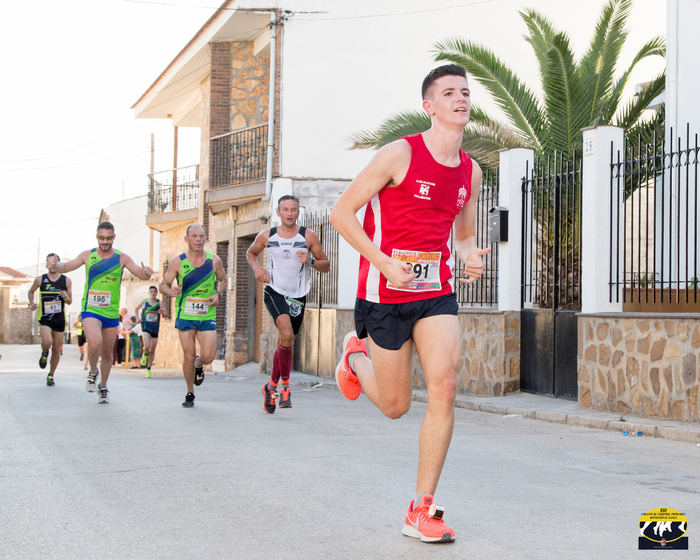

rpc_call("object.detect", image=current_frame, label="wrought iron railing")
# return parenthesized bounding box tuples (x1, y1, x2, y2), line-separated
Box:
(453, 167, 500, 307)
(610, 126, 699, 307)
(147, 164, 199, 214)
(210, 124, 267, 188)
(521, 152, 582, 310)
(301, 210, 338, 307)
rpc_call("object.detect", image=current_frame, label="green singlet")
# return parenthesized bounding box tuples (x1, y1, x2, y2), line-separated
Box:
(81, 249, 123, 319)
(175, 252, 216, 321)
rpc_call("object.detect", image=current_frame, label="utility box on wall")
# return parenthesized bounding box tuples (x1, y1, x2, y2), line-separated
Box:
(488, 207, 508, 243)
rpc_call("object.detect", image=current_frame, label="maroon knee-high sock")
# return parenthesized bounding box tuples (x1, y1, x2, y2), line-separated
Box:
(278, 344, 293, 382)
(271, 347, 281, 385)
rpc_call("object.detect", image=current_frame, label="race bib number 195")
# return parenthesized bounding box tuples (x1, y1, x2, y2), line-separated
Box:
(87, 290, 111, 308)
(386, 249, 442, 292)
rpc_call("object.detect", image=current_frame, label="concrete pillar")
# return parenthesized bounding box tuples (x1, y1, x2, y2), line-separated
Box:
(497, 148, 534, 311)
(581, 126, 625, 314)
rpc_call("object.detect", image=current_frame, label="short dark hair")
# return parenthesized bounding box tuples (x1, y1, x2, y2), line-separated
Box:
(97, 221, 114, 231)
(149, 285, 157, 291)
(421, 64, 467, 100)
(277, 195, 300, 208)
(46, 252, 60, 262)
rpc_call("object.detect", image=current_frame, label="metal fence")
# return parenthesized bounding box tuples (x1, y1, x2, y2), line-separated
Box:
(210, 124, 267, 188)
(147, 165, 199, 214)
(453, 167, 500, 307)
(609, 126, 699, 307)
(521, 152, 582, 310)
(300, 210, 339, 307)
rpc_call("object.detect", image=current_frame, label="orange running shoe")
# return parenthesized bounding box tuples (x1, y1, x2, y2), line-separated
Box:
(334, 331, 367, 400)
(402, 495, 455, 543)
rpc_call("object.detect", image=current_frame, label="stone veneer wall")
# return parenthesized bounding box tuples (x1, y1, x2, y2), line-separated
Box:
(578, 315, 700, 422)
(230, 41, 269, 130)
(282, 307, 520, 397)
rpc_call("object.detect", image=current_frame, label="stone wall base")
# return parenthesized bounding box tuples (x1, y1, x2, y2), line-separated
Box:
(578, 314, 700, 422)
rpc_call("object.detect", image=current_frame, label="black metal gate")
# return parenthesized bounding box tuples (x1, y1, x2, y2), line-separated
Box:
(520, 152, 581, 399)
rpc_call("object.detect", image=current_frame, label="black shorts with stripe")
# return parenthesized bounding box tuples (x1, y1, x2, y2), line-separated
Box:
(263, 285, 307, 335)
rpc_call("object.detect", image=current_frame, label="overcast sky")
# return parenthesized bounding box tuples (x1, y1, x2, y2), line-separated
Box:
(0, 0, 665, 271)
(0, 0, 210, 269)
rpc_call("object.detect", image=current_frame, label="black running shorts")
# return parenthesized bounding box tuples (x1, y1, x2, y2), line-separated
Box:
(39, 315, 66, 333)
(264, 285, 307, 335)
(354, 292, 458, 350)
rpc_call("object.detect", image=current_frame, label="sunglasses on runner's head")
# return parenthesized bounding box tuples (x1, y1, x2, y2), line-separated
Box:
(97, 235, 114, 241)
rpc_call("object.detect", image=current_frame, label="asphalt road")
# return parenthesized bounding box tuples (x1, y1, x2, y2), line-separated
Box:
(1, 343, 698, 560)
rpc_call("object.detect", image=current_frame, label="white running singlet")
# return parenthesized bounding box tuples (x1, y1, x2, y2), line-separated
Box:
(266, 226, 311, 298)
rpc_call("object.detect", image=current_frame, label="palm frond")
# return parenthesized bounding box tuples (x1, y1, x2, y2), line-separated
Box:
(625, 104, 664, 147)
(462, 120, 529, 169)
(519, 8, 558, 67)
(346, 111, 431, 150)
(579, 0, 632, 122)
(433, 37, 545, 151)
(600, 36, 666, 122)
(541, 32, 587, 154)
(615, 72, 665, 129)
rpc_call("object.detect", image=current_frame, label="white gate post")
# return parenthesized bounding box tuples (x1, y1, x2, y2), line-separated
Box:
(581, 126, 625, 314)
(497, 148, 534, 311)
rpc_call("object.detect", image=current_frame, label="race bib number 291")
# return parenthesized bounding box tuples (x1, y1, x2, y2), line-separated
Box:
(386, 249, 442, 292)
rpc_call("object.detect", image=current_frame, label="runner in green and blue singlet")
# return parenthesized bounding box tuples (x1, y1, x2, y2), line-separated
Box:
(160, 224, 226, 408)
(50, 221, 153, 404)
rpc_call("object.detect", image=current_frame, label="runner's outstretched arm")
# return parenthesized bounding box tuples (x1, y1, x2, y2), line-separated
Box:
(122, 254, 153, 280)
(49, 250, 89, 274)
(330, 140, 416, 289)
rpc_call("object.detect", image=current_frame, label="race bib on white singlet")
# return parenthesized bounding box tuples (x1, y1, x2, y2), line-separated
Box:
(185, 297, 209, 316)
(145, 313, 158, 322)
(44, 299, 62, 315)
(87, 290, 111, 308)
(386, 249, 442, 292)
(284, 296, 304, 318)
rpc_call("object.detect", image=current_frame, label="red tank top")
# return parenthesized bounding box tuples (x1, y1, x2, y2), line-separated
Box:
(357, 133, 472, 303)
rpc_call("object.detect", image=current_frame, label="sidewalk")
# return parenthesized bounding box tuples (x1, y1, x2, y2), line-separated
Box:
(222, 361, 700, 445)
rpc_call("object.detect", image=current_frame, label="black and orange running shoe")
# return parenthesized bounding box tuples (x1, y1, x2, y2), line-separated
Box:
(262, 383, 277, 414)
(278, 386, 292, 408)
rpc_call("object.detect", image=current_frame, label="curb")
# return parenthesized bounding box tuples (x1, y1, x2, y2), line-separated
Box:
(412, 393, 700, 445)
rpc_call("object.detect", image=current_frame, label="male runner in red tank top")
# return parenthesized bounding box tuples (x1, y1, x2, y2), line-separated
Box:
(330, 64, 490, 543)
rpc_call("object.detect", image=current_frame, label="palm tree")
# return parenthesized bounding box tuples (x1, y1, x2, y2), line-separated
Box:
(348, 0, 665, 168)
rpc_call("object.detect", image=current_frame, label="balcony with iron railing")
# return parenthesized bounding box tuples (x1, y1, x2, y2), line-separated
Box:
(207, 124, 268, 212)
(146, 164, 200, 231)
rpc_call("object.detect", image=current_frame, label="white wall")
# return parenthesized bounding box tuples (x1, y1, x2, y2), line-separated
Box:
(666, 0, 700, 137)
(279, 0, 666, 180)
